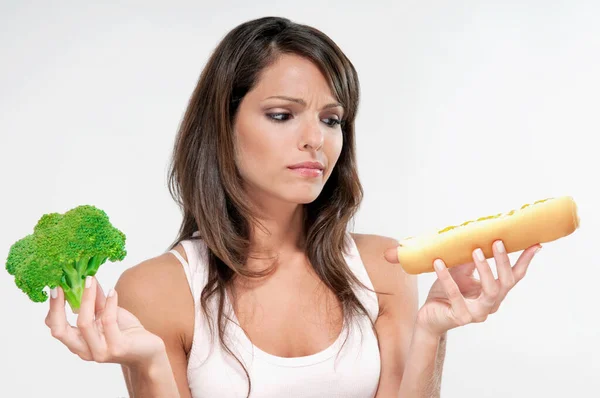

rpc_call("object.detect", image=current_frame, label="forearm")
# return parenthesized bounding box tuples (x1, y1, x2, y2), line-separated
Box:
(398, 326, 447, 398)
(126, 351, 180, 398)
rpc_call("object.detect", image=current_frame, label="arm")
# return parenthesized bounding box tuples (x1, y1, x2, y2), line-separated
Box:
(121, 348, 179, 397)
(397, 327, 447, 398)
(115, 247, 195, 397)
(352, 234, 448, 398)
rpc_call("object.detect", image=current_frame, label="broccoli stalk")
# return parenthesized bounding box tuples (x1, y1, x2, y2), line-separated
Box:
(60, 253, 109, 311)
(5, 205, 127, 312)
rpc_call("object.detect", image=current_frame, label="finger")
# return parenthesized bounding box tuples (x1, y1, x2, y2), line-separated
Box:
(384, 246, 399, 264)
(94, 277, 107, 314)
(490, 240, 514, 313)
(77, 276, 107, 361)
(102, 288, 122, 352)
(512, 244, 542, 283)
(473, 248, 499, 306)
(45, 286, 66, 329)
(433, 259, 472, 325)
(45, 286, 91, 355)
(493, 240, 514, 288)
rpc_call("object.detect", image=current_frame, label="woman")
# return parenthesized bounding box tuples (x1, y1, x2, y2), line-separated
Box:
(44, 16, 541, 397)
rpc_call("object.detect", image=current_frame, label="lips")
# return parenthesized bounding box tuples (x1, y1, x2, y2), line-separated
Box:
(289, 167, 323, 177)
(288, 161, 324, 170)
(287, 161, 325, 178)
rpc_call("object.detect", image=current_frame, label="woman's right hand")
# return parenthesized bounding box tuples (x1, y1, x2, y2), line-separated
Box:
(45, 276, 167, 369)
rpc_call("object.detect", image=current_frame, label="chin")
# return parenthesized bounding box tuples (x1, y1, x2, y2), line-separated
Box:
(280, 188, 323, 205)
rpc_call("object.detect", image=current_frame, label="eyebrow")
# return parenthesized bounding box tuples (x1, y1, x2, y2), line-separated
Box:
(264, 95, 344, 111)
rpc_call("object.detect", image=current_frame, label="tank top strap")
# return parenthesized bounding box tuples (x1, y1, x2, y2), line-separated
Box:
(169, 245, 191, 282)
(167, 231, 215, 371)
(168, 231, 208, 306)
(343, 232, 380, 323)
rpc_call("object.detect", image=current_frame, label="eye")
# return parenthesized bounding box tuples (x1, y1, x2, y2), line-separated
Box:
(323, 118, 342, 128)
(266, 113, 342, 128)
(267, 113, 292, 122)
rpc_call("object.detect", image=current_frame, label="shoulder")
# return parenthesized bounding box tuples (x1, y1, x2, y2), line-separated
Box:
(350, 233, 419, 389)
(350, 233, 418, 317)
(114, 244, 195, 352)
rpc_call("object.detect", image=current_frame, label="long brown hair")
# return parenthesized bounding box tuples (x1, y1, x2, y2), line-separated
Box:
(167, 16, 373, 396)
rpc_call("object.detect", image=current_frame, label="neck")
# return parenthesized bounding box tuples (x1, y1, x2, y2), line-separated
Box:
(249, 202, 305, 255)
(231, 201, 311, 298)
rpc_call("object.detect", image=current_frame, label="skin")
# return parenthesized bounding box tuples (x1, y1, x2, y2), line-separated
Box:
(44, 54, 541, 397)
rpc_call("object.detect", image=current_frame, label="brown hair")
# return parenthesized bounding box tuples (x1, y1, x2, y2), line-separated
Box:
(167, 16, 373, 396)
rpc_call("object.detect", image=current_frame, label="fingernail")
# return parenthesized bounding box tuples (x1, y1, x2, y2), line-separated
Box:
(494, 240, 505, 253)
(108, 288, 115, 297)
(474, 248, 485, 261)
(50, 287, 58, 299)
(85, 276, 92, 288)
(434, 259, 446, 272)
(534, 245, 542, 254)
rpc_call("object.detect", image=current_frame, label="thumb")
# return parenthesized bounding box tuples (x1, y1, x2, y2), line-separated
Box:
(384, 246, 399, 264)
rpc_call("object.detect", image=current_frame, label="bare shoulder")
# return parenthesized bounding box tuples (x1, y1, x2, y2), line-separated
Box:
(350, 233, 419, 392)
(114, 244, 195, 396)
(350, 233, 418, 316)
(114, 243, 194, 352)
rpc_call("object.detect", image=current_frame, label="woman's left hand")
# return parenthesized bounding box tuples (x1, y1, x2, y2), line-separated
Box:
(416, 240, 542, 337)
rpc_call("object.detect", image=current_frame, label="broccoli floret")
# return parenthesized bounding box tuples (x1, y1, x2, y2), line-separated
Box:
(5, 205, 127, 312)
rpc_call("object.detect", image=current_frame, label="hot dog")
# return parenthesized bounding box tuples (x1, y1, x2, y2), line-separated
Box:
(385, 196, 580, 274)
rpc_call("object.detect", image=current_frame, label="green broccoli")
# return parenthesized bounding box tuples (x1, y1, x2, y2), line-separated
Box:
(5, 205, 127, 312)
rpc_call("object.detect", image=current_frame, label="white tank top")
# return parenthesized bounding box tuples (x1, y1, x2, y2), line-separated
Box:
(168, 231, 381, 397)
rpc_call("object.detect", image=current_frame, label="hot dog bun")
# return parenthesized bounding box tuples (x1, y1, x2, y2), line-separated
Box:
(389, 196, 580, 275)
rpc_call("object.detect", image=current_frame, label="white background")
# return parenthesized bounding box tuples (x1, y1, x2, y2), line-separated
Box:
(1, 1, 598, 397)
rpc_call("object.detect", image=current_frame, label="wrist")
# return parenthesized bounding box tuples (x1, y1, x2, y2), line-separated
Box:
(127, 348, 179, 398)
(126, 340, 170, 376)
(413, 322, 446, 345)
(145, 349, 172, 379)
(125, 335, 167, 368)
(414, 309, 449, 340)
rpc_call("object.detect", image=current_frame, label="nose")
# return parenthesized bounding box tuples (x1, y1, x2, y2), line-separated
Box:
(298, 118, 324, 151)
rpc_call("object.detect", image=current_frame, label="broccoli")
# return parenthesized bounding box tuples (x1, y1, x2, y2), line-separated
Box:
(5, 205, 127, 312)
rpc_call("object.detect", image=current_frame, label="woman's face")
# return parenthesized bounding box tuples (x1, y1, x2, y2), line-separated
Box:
(233, 54, 344, 206)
